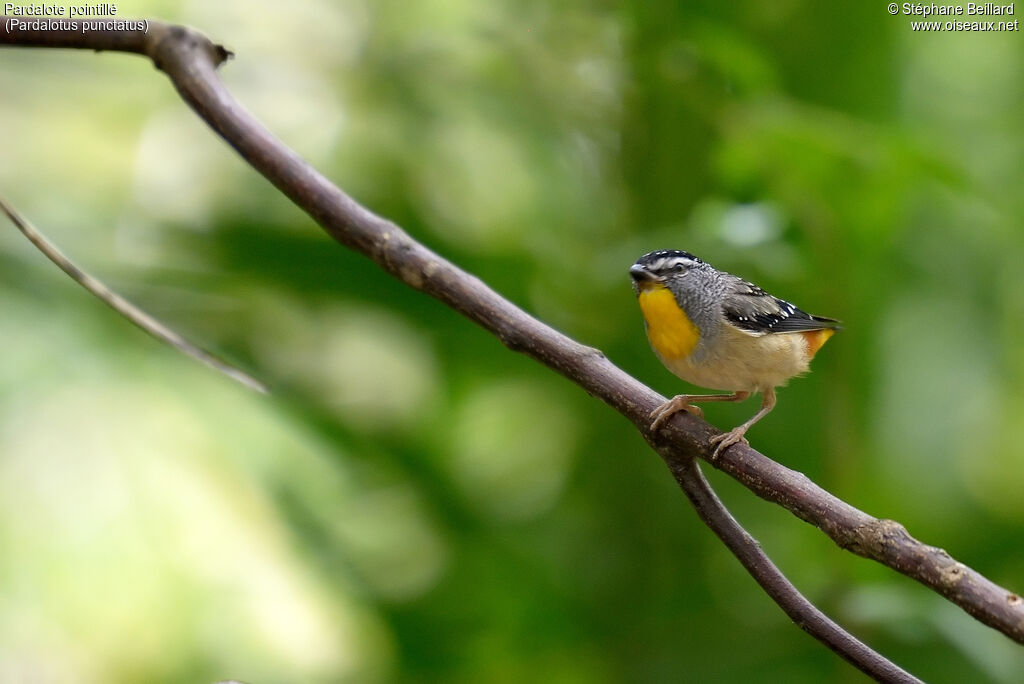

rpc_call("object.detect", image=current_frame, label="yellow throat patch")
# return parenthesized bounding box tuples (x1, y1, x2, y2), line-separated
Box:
(637, 284, 700, 360)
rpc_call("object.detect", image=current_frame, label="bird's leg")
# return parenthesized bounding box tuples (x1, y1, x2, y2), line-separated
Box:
(650, 391, 751, 430)
(709, 387, 777, 459)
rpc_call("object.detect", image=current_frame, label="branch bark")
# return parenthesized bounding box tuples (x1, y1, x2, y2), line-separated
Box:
(4, 17, 1022, 680)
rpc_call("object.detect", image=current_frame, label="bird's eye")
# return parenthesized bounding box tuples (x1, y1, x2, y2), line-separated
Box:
(673, 263, 685, 272)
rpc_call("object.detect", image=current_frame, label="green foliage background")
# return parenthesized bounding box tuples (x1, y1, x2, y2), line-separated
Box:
(2, 1, 1023, 682)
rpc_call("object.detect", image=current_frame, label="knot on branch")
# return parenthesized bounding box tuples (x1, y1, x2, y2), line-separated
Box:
(937, 561, 970, 590)
(844, 518, 916, 558)
(146, 22, 231, 73)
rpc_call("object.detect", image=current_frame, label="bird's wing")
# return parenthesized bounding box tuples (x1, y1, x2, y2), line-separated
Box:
(721, 276, 841, 335)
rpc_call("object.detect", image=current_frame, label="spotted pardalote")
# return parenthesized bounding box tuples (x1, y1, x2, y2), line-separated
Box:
(630, 250, 840, 457)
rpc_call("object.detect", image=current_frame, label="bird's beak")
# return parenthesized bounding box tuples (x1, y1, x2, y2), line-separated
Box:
(629, 264, 656, 283)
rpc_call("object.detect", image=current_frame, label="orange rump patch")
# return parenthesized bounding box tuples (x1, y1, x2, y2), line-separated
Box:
(801, 328, 835, 359)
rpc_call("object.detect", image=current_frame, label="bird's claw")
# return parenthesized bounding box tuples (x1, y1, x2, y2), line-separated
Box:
(650, 397, 703, 430)
(709, 429, 749, 460)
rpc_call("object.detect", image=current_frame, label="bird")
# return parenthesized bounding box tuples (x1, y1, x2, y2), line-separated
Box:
(630, 249, 840, 458)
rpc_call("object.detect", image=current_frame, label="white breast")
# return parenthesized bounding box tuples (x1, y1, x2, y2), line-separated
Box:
(659, 325, 811, 392)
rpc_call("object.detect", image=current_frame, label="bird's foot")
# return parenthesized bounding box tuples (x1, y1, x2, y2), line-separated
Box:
(650, 396, 703, 430)
(709, 428, 749, 460)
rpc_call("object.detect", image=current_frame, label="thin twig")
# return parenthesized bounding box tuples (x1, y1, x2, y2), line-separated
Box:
(664, 454, 920, 682)
(0, 196, 266, 394)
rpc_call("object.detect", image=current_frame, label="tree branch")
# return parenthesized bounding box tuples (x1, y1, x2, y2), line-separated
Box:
(4, 17, 1022, 679)
(663, 454, 918, 681)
